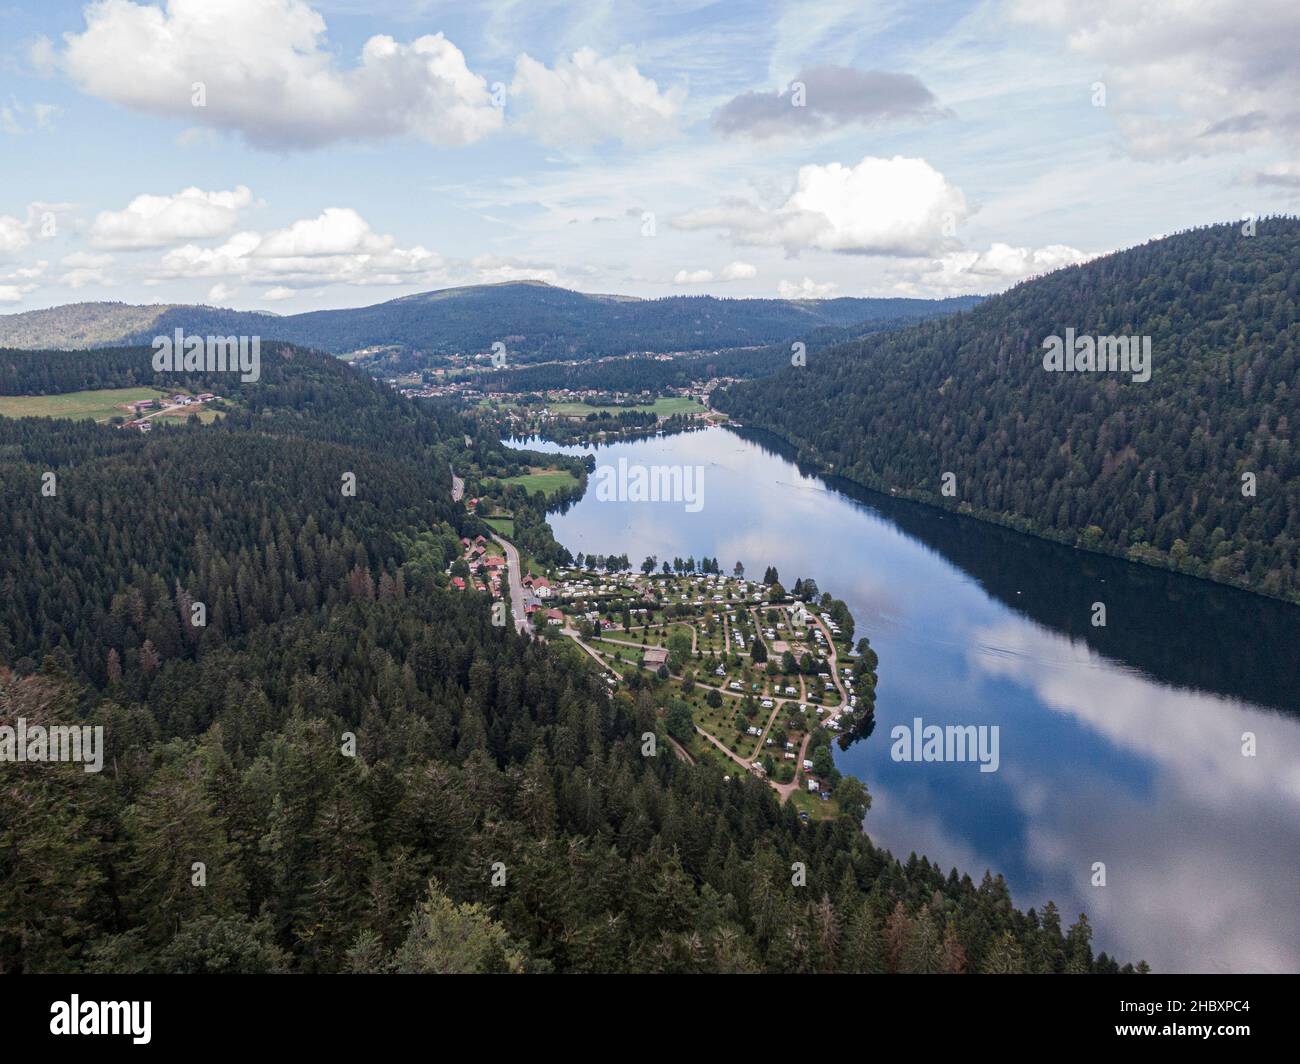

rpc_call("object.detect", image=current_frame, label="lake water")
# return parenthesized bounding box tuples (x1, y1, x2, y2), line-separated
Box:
(516, 425, 1300, 973)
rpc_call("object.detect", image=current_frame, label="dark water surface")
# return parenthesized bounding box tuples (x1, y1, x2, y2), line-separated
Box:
(518, 425, 1300, 972)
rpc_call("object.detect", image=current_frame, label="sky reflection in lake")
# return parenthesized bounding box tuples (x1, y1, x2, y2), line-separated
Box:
(519, 426, 1300, 972)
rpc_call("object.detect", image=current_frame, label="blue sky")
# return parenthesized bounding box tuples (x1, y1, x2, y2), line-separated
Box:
(1, 0, 1297, 313)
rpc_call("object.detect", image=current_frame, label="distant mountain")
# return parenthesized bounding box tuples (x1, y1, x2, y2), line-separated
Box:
(715, 218, 1300, 604)
(0, 282, 981, 365)
(0, 302, 283, 352)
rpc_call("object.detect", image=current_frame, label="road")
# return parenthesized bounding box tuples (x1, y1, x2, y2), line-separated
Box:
(492, 533, 532, 636)
(450, 467, 464, 502)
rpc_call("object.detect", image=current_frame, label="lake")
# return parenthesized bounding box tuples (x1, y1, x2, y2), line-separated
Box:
(516, 424, 1300, 973)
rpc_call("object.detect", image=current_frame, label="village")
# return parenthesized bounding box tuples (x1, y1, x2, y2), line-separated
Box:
(444, 536, 876, 818)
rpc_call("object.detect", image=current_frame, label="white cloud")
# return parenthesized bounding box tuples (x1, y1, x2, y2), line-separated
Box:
(477, 264, 559, 284)
(60, 267, 113, 289)
(510, 48, 684, 146)
(0, 215, 31, 255)
(2, 262, 47, 281)
(1009, 0, 1300, 160)
(57, 0, 503, 150)
(673, 155, 967, 256)
(894, 241, 1094, 296)
(673, 268, 713, 284)
(778, 276, 838, 299)
(254, 207, 385, 258)
(58, 250, 115, 288)
(90, 186, 253, 250)
(206, 282, 237, 303)
(470, 254, 559, 284)
(262, 286, 295, 300)
(720, 261, 757, 281)
(156, 206, 445, 290)
(0, 259, 46, 301)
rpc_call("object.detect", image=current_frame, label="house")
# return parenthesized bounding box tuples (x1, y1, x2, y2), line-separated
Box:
(451, 577, 466, 590)
(196, 392, 215, 402)
(802, 759, 814, 771)
(807, 779, 820, 793)
(642, 646, 669, 668)
(545, 609, 564, 625)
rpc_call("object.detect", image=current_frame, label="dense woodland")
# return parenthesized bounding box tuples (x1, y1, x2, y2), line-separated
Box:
(717, 219, 1300, 604)
(0, 342, 1132, 973)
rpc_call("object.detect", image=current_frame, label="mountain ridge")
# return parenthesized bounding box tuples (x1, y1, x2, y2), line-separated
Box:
(0, 281, 982, 363)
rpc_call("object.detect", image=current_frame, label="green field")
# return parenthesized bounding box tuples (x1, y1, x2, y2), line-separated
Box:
(0, 387, 168, 423)
(497, 468, 580, 497)
(548, 396, 706, 418)
(789, 788, 838, 820)
(482, 516, 515, 538)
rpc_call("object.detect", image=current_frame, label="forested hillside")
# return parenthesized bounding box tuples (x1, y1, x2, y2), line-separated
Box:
(0, 343, 1128, 974)
(0, 283, 980, 364)
(716, 219, 1300, 604)
(466, 315, 925, 394)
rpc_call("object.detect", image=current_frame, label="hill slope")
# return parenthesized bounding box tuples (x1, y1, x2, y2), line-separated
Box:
(0, 282, 980, 364)
(715, 218, 1300, 604)
(0, 341, 1123, 974)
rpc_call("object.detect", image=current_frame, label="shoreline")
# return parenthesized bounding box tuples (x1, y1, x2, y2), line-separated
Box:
(717, 420, 1300, 612)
